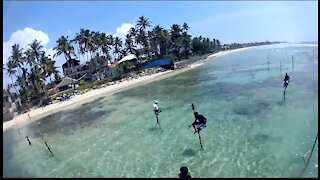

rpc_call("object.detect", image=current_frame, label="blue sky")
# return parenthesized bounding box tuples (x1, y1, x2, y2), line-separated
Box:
(3, 1, 318, 88)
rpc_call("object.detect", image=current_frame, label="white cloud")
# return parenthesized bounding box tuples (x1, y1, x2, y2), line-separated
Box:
(3, 27, 51, 65)
(113, 23, 134, 41)
(2, 27, 62, 88)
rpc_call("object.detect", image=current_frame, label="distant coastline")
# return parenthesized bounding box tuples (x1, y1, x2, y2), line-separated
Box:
(3, 46, 253, 132)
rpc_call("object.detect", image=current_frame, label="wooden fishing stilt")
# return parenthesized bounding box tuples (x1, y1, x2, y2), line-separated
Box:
(283, 87, 286, 101)
(191, 103, 204, 150)
(14, 118, 20, 135)
(251, 66, 254, 78)
(198, 131, 204, 151)
(39, 131, 54, 156)
(299, 133, 318, 177)
(156, 115, 161, 129)
(291, 55, 294, 70)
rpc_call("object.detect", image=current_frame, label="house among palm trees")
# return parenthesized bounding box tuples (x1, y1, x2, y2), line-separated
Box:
(62, 59, 89, 79)
(56, 76, 78, 91)
(117, 54, 139, 65)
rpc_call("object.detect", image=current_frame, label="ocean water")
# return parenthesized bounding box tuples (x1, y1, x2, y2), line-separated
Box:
(3, 44, 318, 178)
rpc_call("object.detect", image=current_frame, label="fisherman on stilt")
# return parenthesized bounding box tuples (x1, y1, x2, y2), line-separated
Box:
(153, 99, 162, 127)
(189, 112, 207, 134)
(283, 72, 290, 88)
(26, 136, 32, 146)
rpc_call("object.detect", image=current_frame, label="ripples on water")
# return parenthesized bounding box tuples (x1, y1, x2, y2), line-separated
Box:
(3, 44, 318, 177)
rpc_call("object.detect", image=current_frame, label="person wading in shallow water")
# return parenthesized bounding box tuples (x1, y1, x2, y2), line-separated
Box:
(178, 166, 192, 178)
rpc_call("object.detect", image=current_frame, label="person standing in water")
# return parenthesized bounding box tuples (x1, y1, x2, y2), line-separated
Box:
(153, 99, 162, 125)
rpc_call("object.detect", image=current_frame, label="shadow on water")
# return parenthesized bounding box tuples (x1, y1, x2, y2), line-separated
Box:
(182, 148, 196, 157)
(25, 102, 116, 137)
(232, 99, 271, 118)
(149, 127, 162, 132)
(276, 100, 286, 106)
(204, 82, 255, 101)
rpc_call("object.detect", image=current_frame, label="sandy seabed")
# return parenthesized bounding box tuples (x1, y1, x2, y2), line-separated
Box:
(3, 47, 253, 132)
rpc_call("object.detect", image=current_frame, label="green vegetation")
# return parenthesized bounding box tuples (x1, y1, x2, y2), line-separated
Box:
(4, 15, 281, 112)
(4, 40, 61, 109)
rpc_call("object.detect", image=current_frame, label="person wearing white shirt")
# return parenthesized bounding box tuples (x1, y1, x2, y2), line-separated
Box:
(153, 99, 162, 125)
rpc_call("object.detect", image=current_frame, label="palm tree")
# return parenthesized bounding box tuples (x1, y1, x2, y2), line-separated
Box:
(53, 35, 76, 67)
(82, 29, 94, 61)
(8, 44, 27, 94)
(136, 16, 152, 33)
(135, 16, 152, 56)
(125, 34, 135, 54)
(78, 29, 88, 62)
(212, 39, 217, 50)
(114, 37, 123, 61)
(182, 22, 190, 32)
(170, 24, 183, 60)
(40, 54, 58, 83)
(159, 28, 171, 57)
(54, 71, 62, 83)
(99, 32, 110, 59)
(24, 49, 37, 67)
(72, 32, 83, 64)
(216, 39, 221, 50)
(148, 25, 163, 57)
(89, 31, 100, 59)
(129, 27, 137, 38)
(28, 39, 44, 63)
(8, 44, 24, 75)
(28, 65, 46, 104)
(5, 61, 19, 95)
(108, 35, 117, 62)
(182, 32, 192, 59)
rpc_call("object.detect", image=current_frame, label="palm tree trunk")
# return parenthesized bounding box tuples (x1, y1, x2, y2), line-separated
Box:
(81, 52, 86, 63)
(77, 44, 81, 63)
(10, 75, 19, 96)
(86, 51, 88, 62)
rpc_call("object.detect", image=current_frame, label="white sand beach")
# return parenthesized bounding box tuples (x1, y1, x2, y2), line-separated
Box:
(3, 47, 253, 132)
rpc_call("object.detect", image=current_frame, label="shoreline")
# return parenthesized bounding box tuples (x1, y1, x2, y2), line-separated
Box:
(3, 46, 253, 132)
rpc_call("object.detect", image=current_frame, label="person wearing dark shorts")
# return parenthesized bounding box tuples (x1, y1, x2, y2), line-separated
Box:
(153, 100, 162, 124)
(189, 112, 207, 134)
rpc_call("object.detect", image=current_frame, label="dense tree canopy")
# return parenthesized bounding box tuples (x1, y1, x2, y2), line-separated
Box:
(5, 16, 280, 110)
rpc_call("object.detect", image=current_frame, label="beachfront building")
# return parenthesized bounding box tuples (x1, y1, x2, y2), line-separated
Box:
(117, 54, 139, 66)
(62, 59, 89, 79)
(56, 77, 78, 91)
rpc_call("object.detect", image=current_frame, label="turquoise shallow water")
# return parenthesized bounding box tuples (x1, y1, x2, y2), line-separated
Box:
(3, 44, 318, 178)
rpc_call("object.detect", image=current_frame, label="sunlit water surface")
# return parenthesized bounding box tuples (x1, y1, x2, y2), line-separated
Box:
(3, 44, 318, 178)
